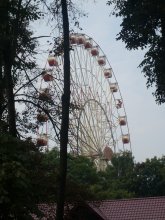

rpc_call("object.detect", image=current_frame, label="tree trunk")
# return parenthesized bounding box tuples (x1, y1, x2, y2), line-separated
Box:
(0, 56, 4, 119)
(0, 0, 17, 136)
(56, 0, 70, 219)
(3, 40, 17, 137)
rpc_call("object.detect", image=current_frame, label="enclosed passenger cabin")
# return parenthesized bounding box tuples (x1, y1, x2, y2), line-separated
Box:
(98, 56, 106, 66)
(47, 55, 58, 67)
(104, 68, 112, 78)
(122, 134, 130, 144)
(39, 88, 52, 101)
(42, 70, 53, 82)
(77, 34, 86, 45)
(37, 134, 48, 146)
(70, 34, 77, 44)
(37, 113, 48, 122)
(116, 99, 122, 109)
(84, 39, 92, 49)
(110, 83, 118, 92)
(91, 47, 99, 56)
(119, 116, 127, 126)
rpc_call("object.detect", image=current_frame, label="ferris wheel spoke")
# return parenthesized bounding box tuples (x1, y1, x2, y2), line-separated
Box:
(70, 53, 89, 103)
(77, 123, 99, 154)
(80, 105, 102, 151)
(78, 132, 100, 155)
(78, 111, 101, 152)
(79, 119, 99, 150)
(70, 108, 98, 152)
(86, 101, 103, 147)
(78, 132, 98, 154)
(75, 51, 91, 98)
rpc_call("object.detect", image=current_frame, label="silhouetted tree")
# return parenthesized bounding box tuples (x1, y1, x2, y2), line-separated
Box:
(56, 0, 70, 219)
(107, 0, 165, 104)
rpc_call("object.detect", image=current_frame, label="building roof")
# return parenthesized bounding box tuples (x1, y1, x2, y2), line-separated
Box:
(88, 197, 165, 220)
(31, 197, 165, 220)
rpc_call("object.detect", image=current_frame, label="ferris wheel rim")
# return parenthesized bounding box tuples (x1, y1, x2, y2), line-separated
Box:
(36, 32, 132, 168)
(70, 33, 131, 139)
(69, 34, 131, 150)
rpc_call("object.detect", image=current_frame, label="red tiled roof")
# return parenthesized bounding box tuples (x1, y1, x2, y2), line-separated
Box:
(89, 197, 165, 220)
(31, 197, 165, 220)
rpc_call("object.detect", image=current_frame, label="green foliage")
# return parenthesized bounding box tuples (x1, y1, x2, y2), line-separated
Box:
(107, 0, 165, 104)
(0, 137, 165, 219)
(35, 150, 99, 202)
(0, 134, 42, 219)
(89, 151, 135, 200)
(33, 148, 60, 203)
(28, 149, 165, 201)
(132, 156, 165, 197)
(66, 155, 98, 201)
(67, 155, 98, 185)
(110, 151, 134, 177)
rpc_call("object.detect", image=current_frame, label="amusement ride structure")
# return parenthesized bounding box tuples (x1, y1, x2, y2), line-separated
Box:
(36, 33, 131, 170)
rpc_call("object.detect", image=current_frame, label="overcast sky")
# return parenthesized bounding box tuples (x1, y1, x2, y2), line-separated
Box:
(34, 1, 165, 162)
(73, 0, 165, 162)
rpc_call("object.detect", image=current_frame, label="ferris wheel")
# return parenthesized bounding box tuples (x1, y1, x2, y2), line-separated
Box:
(36, 33, 131, 170)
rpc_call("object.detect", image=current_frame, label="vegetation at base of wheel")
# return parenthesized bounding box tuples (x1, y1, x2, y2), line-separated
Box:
(0, 135, 44, 219)
(1, 134, 165, 218)
(107, 0, 165, 104)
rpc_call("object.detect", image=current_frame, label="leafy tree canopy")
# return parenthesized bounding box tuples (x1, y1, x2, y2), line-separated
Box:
(0, 134, 43, 219)
(107, 0, 165, 104)
(132, 156, 165, 197)
(1, 138, 165, 219)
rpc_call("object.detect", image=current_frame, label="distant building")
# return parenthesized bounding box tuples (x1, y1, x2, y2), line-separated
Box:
(32, 196, 165, 220)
